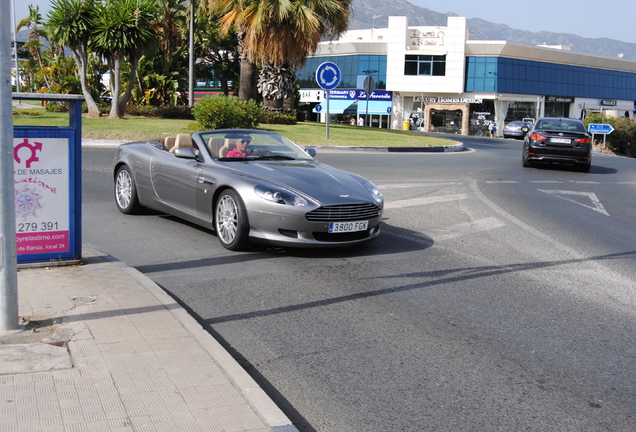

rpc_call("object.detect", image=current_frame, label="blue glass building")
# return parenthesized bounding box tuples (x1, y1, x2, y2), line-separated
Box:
(298, 16, 636, 135)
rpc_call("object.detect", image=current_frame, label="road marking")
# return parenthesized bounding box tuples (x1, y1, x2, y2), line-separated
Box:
(538, 190, 609, 216)
(430, 217, 506, 241)
(385, 194, 467, 209)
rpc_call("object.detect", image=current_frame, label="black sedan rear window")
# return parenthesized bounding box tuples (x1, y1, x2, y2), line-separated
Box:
(535, 119, 585, 133)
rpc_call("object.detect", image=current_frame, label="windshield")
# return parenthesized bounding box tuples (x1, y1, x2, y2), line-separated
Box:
(198, 130, 314, 161)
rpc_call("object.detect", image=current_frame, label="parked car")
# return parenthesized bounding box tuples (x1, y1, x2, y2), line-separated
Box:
(522, 117, 592, 172)
(503, 121, 532, 139)
(113, 129, 384, 250)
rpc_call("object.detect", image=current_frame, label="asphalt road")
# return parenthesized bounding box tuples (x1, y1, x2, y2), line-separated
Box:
(82, 136, 636, 432)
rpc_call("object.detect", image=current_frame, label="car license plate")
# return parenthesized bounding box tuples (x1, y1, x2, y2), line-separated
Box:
(550, 138, 571, 144)
(329, 220, 368, 233)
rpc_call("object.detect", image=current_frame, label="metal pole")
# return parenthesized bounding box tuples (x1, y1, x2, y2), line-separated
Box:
(0, 0, 19, 330)
(188, 0, 195, 106)
(326, 91, 330, 139)
(11, 0, 20, 93)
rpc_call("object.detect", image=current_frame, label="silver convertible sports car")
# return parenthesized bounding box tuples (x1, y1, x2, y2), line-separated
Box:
(113, 129, 384, 250)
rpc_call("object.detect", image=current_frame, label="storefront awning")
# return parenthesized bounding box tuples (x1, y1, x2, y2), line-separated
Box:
(357, 100, 393, 115)
(312, 100, 358, 114)
(313, 100, 392, 115)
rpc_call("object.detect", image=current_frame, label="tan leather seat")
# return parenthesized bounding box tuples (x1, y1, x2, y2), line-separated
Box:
(170, 133, 194, 153)
(219, 141, 236, 157)
(208, 137, 226, 157)
(164, 136, 176, 151)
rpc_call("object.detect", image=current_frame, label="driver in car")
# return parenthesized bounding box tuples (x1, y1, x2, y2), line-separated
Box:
(227, 135, 260, 157)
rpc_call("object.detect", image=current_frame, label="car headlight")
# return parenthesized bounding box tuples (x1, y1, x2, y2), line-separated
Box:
(255, 184, 309, 206)
(364, 181, 384, 206)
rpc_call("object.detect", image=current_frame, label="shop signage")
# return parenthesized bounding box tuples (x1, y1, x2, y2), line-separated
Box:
(324, 89, 393, 101)
(546, 95, 573, 103)
(409, 29, 445, 48)
(420, 96, 483, 104)
(601, 99, 617, 106)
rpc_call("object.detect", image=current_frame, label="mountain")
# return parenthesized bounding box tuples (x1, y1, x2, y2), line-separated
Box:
(351, 0, 636, 61)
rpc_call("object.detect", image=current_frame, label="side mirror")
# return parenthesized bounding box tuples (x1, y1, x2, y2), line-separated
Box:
(305, 148, 317, 157)
(173, 147, 198, 159)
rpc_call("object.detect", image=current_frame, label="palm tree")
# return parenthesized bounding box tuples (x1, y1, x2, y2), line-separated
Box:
(16, 5, 50, 90)
(152, 0, 188, 64)
(47, 0, 101, 117)
(92, 0, 159, 118)
(204, 0, 352, 108)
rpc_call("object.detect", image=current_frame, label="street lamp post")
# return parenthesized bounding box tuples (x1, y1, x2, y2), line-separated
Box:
(11, 0, 20, 93)
(188, 0, 195, 106)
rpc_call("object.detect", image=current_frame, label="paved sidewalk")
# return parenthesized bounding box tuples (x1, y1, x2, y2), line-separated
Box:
(0, 247, 297, 432)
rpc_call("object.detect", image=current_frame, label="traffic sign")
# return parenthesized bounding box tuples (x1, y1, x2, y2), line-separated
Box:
(316, 62, 341, 90)
(363, 76, 375, 95)
(588, 123, 614, 134)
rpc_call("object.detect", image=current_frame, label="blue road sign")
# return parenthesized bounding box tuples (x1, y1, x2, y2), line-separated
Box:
(316, 62, 341, 90)
(588, 123, 614, 134)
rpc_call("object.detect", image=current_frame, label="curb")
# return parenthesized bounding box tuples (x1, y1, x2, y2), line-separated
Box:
(84, 245, 299, 432)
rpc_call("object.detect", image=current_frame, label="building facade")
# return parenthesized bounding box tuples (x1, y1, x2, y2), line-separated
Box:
(298, 16, 636, 136)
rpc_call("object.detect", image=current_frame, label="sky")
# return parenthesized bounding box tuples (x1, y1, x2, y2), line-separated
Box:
(409, 0, 636, 44)
(12, 0, 636, 45)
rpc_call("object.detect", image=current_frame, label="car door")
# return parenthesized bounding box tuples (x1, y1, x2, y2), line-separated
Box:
(150, 150, 200, 217)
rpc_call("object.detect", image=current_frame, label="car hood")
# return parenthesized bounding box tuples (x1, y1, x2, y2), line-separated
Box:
(226, 160, 375, 205)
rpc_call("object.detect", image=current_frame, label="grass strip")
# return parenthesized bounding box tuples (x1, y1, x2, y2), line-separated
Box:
(13, 111, 457, 147)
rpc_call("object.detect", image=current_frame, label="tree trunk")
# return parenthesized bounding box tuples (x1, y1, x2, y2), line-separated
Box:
(117, 56, 139, 117)
(109, 57, 122, 119)
(71, 48, 100, 118)
(238, 57, 257, 101)
(263, 97, 283, 110)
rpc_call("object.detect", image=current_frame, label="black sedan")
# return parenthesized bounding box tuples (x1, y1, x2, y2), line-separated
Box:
(522, 117, 592, 172)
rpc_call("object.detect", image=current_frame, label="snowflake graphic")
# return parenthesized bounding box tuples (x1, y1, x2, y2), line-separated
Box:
(15, 185, 45, 220)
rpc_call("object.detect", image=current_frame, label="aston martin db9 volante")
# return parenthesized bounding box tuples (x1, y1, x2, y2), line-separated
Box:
(522, 117, 592, 172)
(113, 129, 384, 250)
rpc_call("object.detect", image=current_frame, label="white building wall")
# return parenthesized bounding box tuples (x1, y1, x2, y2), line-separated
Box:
(386, 16, 467, 94)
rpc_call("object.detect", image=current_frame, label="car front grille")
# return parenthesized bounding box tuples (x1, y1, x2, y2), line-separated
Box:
(305, 203, 381, 222)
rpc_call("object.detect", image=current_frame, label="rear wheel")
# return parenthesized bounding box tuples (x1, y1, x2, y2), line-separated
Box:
(578, 162, 591, 173)
(522, 152, 533, 168)
(215, 189, 251, 250)
(115, 165, 143, 214)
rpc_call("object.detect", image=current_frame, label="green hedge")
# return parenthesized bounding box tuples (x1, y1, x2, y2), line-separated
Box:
(125, 104, 194, 119)
(193, 95, 261, 129)
(584, 113, 636, 157)
(260, 109, 297, 125)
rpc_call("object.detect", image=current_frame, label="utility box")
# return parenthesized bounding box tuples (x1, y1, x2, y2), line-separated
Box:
(12, 93, 84, 264)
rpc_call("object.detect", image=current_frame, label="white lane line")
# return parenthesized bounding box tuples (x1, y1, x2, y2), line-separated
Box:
(538, 190, 610, 216)
(385, 194, 468, 209)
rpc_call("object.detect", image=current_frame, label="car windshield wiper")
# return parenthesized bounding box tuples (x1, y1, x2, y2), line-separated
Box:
(218, 157, 249, 161)
(253, 155, 296, 160)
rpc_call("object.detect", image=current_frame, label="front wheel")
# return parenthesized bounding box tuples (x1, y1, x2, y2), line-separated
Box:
(115, 165, 143, 214)
(215, 189, 251, 250)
